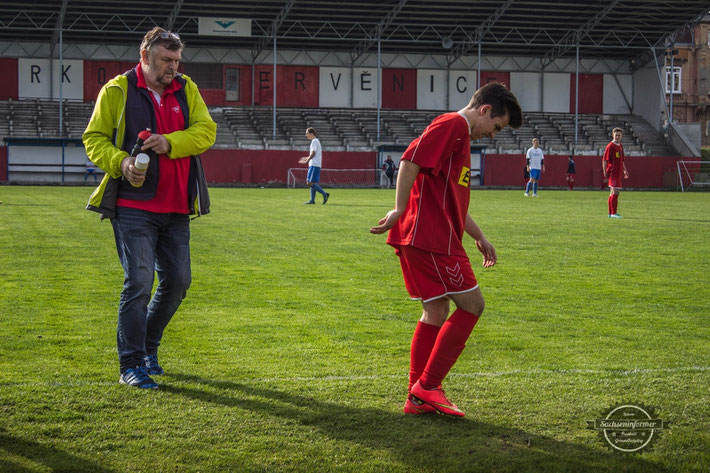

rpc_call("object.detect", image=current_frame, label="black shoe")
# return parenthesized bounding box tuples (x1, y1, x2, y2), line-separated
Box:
(323, 193, 330, 205)
(304, 201, 315, 205)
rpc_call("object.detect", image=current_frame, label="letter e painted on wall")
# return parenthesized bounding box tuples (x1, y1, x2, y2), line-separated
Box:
(353, 68, 378, 108)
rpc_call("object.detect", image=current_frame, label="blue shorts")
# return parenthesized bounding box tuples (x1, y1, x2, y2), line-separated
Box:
(307, 166, 321, 183)
(529, 168, 541, 180)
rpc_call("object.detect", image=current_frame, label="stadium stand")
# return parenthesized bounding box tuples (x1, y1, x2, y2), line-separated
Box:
(0, 99, 678, 156)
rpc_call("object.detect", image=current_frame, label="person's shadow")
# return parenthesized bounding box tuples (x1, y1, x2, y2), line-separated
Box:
(0, 431, 117, 473)
(163, 373, 670, 472)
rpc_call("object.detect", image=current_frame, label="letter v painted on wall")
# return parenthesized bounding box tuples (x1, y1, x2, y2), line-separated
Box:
(330, 73, 341, 90)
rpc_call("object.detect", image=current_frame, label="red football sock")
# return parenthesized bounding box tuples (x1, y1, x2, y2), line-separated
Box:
(408, 321, 441, 391)
(419, 308, 479, 390)
(569, 181, 574, 190)
(612, 194, 619, 214)
(608, 195, 613, 214)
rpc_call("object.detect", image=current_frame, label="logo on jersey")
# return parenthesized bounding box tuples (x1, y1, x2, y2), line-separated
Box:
(445, 263, 464, 287)
(172, 106, 180, 114)
(457, 166, 470, 187)
(615, 152, 620, 158)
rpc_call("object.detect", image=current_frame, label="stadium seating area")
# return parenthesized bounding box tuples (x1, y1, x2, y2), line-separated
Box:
(0, 99, 677, 156)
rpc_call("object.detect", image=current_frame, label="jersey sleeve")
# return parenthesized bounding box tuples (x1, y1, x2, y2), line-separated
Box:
(602, 143, 612, 162)
(402, 116, 460, 175)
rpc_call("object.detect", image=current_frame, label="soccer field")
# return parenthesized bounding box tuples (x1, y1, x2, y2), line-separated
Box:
(0, 186, 708, 472)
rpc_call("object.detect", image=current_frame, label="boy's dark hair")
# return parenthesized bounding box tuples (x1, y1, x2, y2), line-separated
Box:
(306, 127, 318, 136)
(469, 82, 523, 129)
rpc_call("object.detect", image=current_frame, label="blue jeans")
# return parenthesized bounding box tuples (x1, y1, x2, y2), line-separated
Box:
(111, 207, 191, 372)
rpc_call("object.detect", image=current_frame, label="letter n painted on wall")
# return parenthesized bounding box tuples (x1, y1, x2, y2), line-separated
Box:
(382, 68, 416, 109)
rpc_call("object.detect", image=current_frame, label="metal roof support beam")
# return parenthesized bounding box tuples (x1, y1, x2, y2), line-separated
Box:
(630, 6, 709, 72)
(49, 0, 70, 55)
(448, 0, 514, 67)
(351, 0, 408, 63)
(541, 0, 621, 69)
(164, 0, 185, 33)
(252, 0, 296, 61)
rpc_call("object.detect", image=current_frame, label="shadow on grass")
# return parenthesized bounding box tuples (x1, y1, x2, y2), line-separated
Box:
(164, 373, 670, 473)
(0, 431, 117, 473)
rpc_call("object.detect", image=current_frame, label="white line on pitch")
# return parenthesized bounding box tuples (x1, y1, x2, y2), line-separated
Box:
(1, 366, 708, 389)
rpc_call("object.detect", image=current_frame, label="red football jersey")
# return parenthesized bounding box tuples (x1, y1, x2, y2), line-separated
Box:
(117, 65, 190, 214)
(387, 112, 472, 256)
(603, 141, 624, 179)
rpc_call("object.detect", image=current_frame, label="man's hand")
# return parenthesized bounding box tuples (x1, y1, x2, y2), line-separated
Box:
(370, 209, 403, 234)
(624, 169, 629, 179)
(298, 157, 310, 164)
(475, 237, 497, 268)
(121, 156, 146, 186)
(142, 134, 171, 155)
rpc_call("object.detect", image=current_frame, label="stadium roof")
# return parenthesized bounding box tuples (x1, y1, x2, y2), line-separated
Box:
(1, 0, 709, 65)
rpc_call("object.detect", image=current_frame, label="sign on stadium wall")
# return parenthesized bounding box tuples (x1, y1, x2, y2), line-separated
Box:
(198, 18, 252, 37)
(5, 57, 625, 114)
(18, 58, 83, 100)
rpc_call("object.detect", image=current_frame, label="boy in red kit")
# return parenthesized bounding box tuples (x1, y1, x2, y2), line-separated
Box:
(602, 128, 629, 218)
(370, 82, 523, 417)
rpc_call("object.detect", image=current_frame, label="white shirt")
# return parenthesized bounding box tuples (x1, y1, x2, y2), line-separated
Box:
(309, 138, 323, 167)
(526, 147, 544, 170)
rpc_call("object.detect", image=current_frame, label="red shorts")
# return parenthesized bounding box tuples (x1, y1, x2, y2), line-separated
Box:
(608, 172, 623, 188)
(396, 245, 478, 303)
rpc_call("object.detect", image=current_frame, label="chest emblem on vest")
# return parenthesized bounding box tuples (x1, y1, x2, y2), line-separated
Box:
(458, 166, 470, 187)
(172, 106, 180, 114)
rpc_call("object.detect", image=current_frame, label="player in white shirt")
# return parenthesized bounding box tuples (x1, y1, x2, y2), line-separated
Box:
(298, 127, 330, 204)
(524, 138, 545, 197)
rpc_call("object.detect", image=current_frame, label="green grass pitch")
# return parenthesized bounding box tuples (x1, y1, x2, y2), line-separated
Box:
(0, 186, 709, 472)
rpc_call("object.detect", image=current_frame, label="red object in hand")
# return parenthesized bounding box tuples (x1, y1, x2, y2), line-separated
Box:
(130, 129, 152, 156)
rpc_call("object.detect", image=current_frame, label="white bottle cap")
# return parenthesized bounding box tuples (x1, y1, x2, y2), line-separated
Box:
(134, 153, 150, 171)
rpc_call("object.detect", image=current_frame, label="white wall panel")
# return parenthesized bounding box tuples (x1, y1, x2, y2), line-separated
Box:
(448, 70, 477, 110)
(603, 74, 632, 114)
(633, 66, 664, 130)
(416, 69, 448, 110)
(319, 67, 352, 107)
(542, 73, 570, 113)
(352, 68, 379, 108)
(18, 58, 83, 100)
(510, 72, 542, 112)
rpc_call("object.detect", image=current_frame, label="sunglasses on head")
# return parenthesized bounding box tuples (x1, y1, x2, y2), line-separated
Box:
(149, 31, 181, 48)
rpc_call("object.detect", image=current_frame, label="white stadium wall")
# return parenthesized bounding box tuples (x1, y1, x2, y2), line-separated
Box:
(603, 74, 633, 114)
(416, 69, 448, 110)
(320, 67, 352, 108)
(352, 68, 379, 108)
(448, 70, 478, 110)
(18, 58, 84, 100)
(510, 72, 542, 112)
(633, 65, 665, 130)
(542, 73, 570, 113)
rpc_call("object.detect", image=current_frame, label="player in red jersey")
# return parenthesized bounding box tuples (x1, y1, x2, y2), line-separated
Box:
(602, 127, 629, 218)
(371, 82, 523, 416)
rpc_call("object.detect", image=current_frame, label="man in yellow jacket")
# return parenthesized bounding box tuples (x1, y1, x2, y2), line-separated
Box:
(83, 27, 216, 389)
